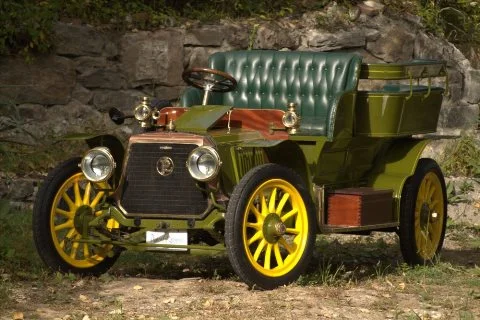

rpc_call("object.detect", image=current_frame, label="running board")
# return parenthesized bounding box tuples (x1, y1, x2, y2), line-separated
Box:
(320, 222, 399, 234)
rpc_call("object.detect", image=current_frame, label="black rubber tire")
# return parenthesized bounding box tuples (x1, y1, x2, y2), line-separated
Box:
(225, 163, 316, 290)
(399, 158, 447, 265)
(33, 157, 120, 275)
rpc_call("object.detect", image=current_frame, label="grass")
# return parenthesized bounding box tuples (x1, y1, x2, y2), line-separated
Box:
(0, 202, 478, 317)
(440, 135, 480, 178)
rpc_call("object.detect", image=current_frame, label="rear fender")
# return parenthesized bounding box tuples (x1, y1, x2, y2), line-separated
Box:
(367, 138, 431, 220)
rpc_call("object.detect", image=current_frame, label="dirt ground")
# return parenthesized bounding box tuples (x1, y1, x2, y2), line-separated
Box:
(2, 227, 479, 320)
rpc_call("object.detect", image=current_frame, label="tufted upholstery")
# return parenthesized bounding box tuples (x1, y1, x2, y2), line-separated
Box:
(180, 50, 362, 136)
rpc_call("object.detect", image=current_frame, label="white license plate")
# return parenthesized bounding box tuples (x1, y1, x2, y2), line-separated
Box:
(146, 231, 188, 251)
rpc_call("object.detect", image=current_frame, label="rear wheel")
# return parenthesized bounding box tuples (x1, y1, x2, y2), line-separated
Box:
(33, 158, 120, 275)
(225, 164, 316, 289)
(399, 158, 447, 265)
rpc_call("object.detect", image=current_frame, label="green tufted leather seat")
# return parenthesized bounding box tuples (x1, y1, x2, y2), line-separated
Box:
(180, 50, 362, 136)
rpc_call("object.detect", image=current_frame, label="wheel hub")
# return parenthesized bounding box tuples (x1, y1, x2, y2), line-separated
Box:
(263, 213, 286, 243)
(73, 205, 95, 234)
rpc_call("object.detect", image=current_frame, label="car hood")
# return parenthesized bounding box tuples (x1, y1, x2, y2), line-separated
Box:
(174, 105, 232, 132)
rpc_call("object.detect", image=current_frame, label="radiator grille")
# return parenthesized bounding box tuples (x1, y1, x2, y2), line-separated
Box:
(120, 143, 208, 215)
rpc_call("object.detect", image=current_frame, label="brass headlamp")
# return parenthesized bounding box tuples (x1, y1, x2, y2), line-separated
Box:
(282, 102, 301, 134)
(134, 97, 152, 127)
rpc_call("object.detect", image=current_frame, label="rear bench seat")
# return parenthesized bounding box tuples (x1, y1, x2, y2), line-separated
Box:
(180, 50, 362, 137)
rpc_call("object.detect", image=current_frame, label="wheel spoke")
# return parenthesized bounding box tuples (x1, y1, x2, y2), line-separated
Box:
(70, 235, 81, 259)
(260, 193, 268, 216)
(83, 182, 92, 205)
(264, 244, 272, 270)
(253, 239, 266, 261)
(74, 180, 82, 206)
(247, 230, 263, 245)
(424, 179, 431, 200)
(54, 220, 74, 232)
(285, 228, 300, 235)
(278, 237, 295, 254)
(246, 222, 261, 231)
(428, 186, 436, 202)
(90, 190, 105, 208)
(83, 243, 90, 258)
(281, 208, 298, 222)
(55, 208, 74, 219)
(62, 193, 76, 211)
(420, 229, 429, 242)
(250, 204, 263, 222)
(274, 244, 284, 267)
(428, 224, 436, 239)
(59, 228, 76, 249)
(268, 188, 277, 213)
(275, 193, 290, 215)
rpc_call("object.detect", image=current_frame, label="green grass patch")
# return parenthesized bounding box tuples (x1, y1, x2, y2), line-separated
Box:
(0, 200, 44, 275)
(0, 200, 44, 309)
(440, 135, 480, 178)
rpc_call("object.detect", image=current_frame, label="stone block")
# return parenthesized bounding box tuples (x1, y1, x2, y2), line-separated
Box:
(185, 47, 220, 69)
(367, 26, 415, 62)
(0, 55, 75, 105)
(78, 69, 127, 90)
(154, 86, 187, 101)
(438, 100, 479, 131)
(121, 29, 184, 87)
(72, 84, 93, 104)
(93, 89, 146, 113)
(54, 23, 116, 57)
(185, 26, 226, 47)
(225, 24, 250, 49)
(253, 24, 300, 50)
(17, 104, 47, 122)
(308, 30, 365, 51)
(74, 56, 108, 74)
(465, 69, 480, 104)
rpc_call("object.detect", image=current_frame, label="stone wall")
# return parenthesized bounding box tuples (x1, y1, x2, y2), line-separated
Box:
(1, 6, 480, 206)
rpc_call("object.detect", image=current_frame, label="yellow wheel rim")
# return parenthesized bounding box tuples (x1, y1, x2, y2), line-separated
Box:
(50, 173, 115, 268)
(242, 179, 309, 277)
(414, 172, 444, 260)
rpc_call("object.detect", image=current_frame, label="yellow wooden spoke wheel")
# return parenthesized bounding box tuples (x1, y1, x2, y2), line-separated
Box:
(242, 179, 309, 277)
(399, 159, 447, 265)
(33, 158, 120, 275)
(225, 164, 315, 290)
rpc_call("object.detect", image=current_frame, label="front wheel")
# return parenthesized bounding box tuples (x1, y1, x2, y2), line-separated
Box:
(33, 157, 120, 275)
(399, 158, 447, 265)
(225, 164, 316, 289)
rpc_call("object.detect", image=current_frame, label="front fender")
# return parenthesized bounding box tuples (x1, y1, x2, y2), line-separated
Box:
(86, 135, 125, 185)
(62, 133, 125, 185)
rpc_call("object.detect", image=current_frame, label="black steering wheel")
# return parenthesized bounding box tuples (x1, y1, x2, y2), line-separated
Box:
(182, 68, 237, 93)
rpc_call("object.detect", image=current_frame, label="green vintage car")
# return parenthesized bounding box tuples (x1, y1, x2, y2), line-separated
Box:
(33, 50, 448, 289)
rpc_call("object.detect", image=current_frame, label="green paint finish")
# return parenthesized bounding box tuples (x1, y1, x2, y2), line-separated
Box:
(104, 206, 225, 231)
(367, 138, 431, 219)
(209, 128, 263, 144)
(360, 60, 447, 80)
(355, 88, 444, 137)
(330, 92, 356, 140)
(174, 105, 232, 132)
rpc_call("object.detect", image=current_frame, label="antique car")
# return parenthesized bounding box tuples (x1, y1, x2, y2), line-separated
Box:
(33, 50, 448, 289)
